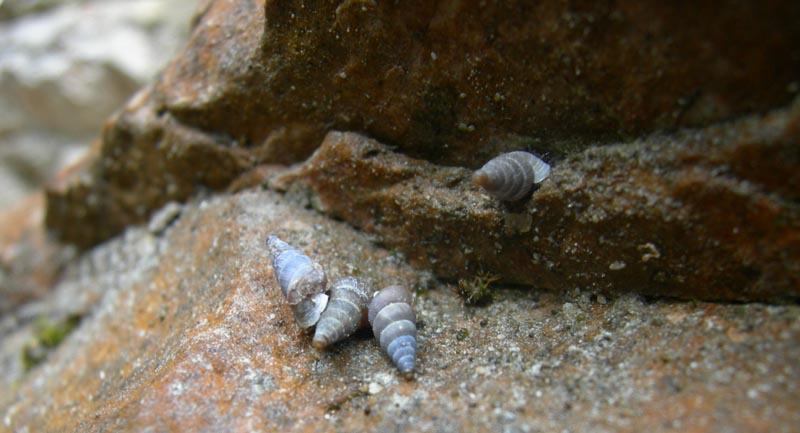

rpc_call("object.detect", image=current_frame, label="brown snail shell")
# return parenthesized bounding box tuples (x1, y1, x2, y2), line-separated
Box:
(312, 277, 371, 349)
(368, 285, 417, 377)
(473, 151, 551, 201)
(266, 235, 329, 329)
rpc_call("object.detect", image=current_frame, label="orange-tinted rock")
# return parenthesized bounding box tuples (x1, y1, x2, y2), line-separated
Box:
(2, 191, 799, 432)
(274, 100, 800, 302)
(45, 0, 800, 248)
(0, 193, 74, 314)
(162, 0, 800, 164)
(14, 3, 800, 426)
(45, 87, 254, 248)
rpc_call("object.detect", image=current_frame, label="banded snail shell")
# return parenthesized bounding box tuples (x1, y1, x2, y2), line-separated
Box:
(312, 276, 371, 349)
(473, 151, 551, 201)
(368, 285, 417, 377)
(266, 235, 329, 329)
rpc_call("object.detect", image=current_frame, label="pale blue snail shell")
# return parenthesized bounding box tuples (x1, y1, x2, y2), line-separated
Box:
(368, 285, 417, 377)
(266, 235, 329, 329)
(312, 276, 371, 349)
(473, 151, 551, 201)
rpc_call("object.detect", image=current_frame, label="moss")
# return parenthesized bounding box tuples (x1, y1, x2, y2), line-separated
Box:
(457, 271, 500, 306)
(38, 315, 81, 348)
(22, 314, 82, 372)
(21, 345, 45, 372)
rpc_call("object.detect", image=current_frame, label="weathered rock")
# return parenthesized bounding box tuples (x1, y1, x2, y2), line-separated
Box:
(45, 86, 255, 248)
(273, 100, 800, 302)
(2, 190, 799, 432)
(159, 0, 800, 162)
(8, 2, 800, 430)
(45, 0, 800, 247)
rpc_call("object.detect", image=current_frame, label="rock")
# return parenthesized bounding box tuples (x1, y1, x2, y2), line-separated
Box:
(0, 0, 195, 209)
(44, 0, 800, 247)
(7, 2, 800, 430)
(0, 132, 87, 208)
(0, 193, 75, 315)
(0, 0, 194, 135)
(2, 190, 798, 432)
(0, 0, 75, 20)
(272, 98, 800, 302)
(45, 87, 255, 248)
(158, 0, 800, 163)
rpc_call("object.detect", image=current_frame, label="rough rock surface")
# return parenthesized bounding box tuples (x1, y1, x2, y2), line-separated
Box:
(273, 100, 800, 302)
(44, 0, 800, 247)
(2, 190, 798, 432)
(5, 2, 799, 430)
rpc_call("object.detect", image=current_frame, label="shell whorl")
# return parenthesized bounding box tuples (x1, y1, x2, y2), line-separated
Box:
(368, 285, 417, 377)
(312, 277, 372, 349)
(266, 235, 329, 329)
(473, 151, 551, 201)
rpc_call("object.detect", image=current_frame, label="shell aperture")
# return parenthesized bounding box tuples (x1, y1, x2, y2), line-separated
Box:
(266, 235, 329, 329)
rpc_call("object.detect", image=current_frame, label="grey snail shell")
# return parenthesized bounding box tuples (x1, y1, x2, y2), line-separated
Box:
(266, 235, 329, 329)
(312, 276, 371, 349)
(472, 151, 551, 201)
(368, 285, 417, 377)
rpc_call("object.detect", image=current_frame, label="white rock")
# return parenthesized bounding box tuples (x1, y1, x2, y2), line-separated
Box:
(0, 0, 195, 209)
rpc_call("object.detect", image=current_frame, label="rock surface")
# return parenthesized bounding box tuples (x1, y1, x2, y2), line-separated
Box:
(44, 0, 800, 247)
(3, 2, 799, 430)
(2, 190, 798, 432)
(272, 100, 800, 302)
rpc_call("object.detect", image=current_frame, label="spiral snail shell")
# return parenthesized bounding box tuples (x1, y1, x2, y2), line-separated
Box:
(368, 285, 417, 377)
(266, 235, 329, 329)
(312, 276, 372, 349)
(473, 151, 551, 201)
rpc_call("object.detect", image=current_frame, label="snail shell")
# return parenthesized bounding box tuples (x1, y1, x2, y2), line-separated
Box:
(312, 276, 372, 349)
(266, 235, 329, 329)
(368, 285, 417, 377)
(472, 151, 551, 201)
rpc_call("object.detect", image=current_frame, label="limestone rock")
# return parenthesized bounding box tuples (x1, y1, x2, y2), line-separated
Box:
(0, 0, 195, 209)
(0, 0, 194, 135)
(45, 0, 800, 247)
(2, 191, 798, 432)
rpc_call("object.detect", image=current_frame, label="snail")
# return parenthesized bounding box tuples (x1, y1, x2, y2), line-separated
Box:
(472, 151, 551, 201)
(266, 235, 329, 329)
(368, 285, 417, 377)
(312, 276, 372, 349)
